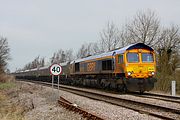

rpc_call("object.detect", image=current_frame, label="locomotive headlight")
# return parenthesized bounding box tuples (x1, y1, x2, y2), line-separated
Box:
(151, 72, 155, 75)
(127, 72, 131, 76)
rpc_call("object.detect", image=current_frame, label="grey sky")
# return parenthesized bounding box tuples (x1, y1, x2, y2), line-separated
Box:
(0, 0, 179, 72)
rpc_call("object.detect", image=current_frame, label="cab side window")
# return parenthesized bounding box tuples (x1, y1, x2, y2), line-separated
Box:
(118, 55, 123, 64)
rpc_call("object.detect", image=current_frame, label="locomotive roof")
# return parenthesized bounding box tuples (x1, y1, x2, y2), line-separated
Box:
(72, 43, 153, 63)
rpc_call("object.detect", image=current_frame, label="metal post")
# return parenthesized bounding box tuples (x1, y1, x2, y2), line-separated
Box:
(51, 75, 54, 101)
(58, 75, 60, 91)
(171, 81, 176, 96)
(52, 75, 54, 89)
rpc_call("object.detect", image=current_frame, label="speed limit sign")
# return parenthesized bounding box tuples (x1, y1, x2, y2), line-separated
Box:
(50, 64, 62, 75)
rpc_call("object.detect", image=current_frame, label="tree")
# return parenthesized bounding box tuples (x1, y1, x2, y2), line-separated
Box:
(157, 25, 180, 74)
(0, 37, 10, 73)
(64, 49, 74, 62)
(23, 56, 45, 70)
(99, 22, 121, 52)
(51, 49, 74, 64)
(76, 43, 90, 58)
(121, 10, 160, 47)
(76, 42, 100, 59)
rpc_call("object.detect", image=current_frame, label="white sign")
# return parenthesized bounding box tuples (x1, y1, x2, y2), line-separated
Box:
(171, 81, 176, 96)
(50, 64, 62, 76)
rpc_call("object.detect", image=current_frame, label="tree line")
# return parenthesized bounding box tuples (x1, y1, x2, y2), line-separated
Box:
(20, 10, 180, 76)
(0, 9, 179, 92)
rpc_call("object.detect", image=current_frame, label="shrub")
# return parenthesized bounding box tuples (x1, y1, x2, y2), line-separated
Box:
(154, 71, 180, 94)
(0, 74, 15, 83)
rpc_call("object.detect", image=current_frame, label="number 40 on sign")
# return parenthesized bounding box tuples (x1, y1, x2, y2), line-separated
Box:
(50, 64, 62, 76)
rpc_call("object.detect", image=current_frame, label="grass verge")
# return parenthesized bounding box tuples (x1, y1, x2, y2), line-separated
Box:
(0, 82, 15, 90)
(0, 74, 25, 120)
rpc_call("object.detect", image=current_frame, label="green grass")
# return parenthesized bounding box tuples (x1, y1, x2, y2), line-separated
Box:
(0, 82, 15, 90)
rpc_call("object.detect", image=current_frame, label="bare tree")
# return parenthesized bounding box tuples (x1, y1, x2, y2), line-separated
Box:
(51, 53, 56, 64)
(51, 49, 64, 63)
(64, 49, 74, 62)
(76, 42, 100, 59)
(23, 56, 45, 70)
(99, 21, 120, 52)
(51, 49, 74, 63)
(122, 10, 160, 46)
(89, 42, 101, 55)
(157, 25, 180, 74)
(0, 37, 10, 73)
(76, 43, 90, 58)
(119, 28, 131, 47)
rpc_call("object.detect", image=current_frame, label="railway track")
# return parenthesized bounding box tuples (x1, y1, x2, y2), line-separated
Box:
(58, 96, 104, 120)
(93, 89, 180, 104)
(58, 85, 180, 120)
(130, 92, 180, 104)
(18, 79, 180, 120)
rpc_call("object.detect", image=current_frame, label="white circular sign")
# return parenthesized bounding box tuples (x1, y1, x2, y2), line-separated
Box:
(50, 64, 62, 75)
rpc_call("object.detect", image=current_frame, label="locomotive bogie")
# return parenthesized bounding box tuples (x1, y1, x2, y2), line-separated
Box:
(125, 78, 156, 92)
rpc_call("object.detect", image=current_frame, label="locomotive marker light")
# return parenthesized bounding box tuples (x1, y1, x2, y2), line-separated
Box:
(50, 64, 62, 96)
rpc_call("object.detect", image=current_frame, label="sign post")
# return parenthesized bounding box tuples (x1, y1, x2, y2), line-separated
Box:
(50, 64, 62, 96)
(171, 81, 176, 96)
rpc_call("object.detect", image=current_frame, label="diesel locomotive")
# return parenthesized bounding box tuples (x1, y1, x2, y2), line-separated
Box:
(14, 43, 157, 93)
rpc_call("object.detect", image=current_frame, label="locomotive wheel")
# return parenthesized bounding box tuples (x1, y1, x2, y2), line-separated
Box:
(117, 84, 127, 93)
(123, 85, 128, 93)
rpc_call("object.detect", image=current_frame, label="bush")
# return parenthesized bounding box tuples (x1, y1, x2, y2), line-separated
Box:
(175, 70, 180, 94)
(154, 71, 180, 94)
(0, 74, 15, 83)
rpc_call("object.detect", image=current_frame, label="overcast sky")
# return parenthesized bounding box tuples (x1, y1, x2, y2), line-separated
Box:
(0, 0, 179, 72)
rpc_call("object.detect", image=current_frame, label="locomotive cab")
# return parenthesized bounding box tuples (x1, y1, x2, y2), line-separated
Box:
(122, 48, 156, 92)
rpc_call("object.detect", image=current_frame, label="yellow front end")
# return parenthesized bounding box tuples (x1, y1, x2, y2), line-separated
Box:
(123, 49, 156, 92)
(124, 49, 156, 78)
(126, 64, 155, 78)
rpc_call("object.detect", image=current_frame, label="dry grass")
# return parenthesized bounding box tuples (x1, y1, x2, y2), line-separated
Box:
(0, 91, 25, 120)
(0, 105, 25, 120)
(0, 92, 7, 101)
(0, 75, 26, 120)
(0, 74, 15, 83)
(154, 70, 180, 94)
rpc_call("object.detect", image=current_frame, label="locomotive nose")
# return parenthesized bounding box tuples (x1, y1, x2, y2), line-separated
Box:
(126, 65, 155, 78)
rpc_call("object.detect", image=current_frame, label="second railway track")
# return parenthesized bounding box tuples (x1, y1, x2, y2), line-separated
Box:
(130, 92, 180, 104)
(18, 79, 180, 120)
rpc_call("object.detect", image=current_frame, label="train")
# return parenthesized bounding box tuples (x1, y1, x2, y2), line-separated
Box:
(14, 43, 157, 93)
